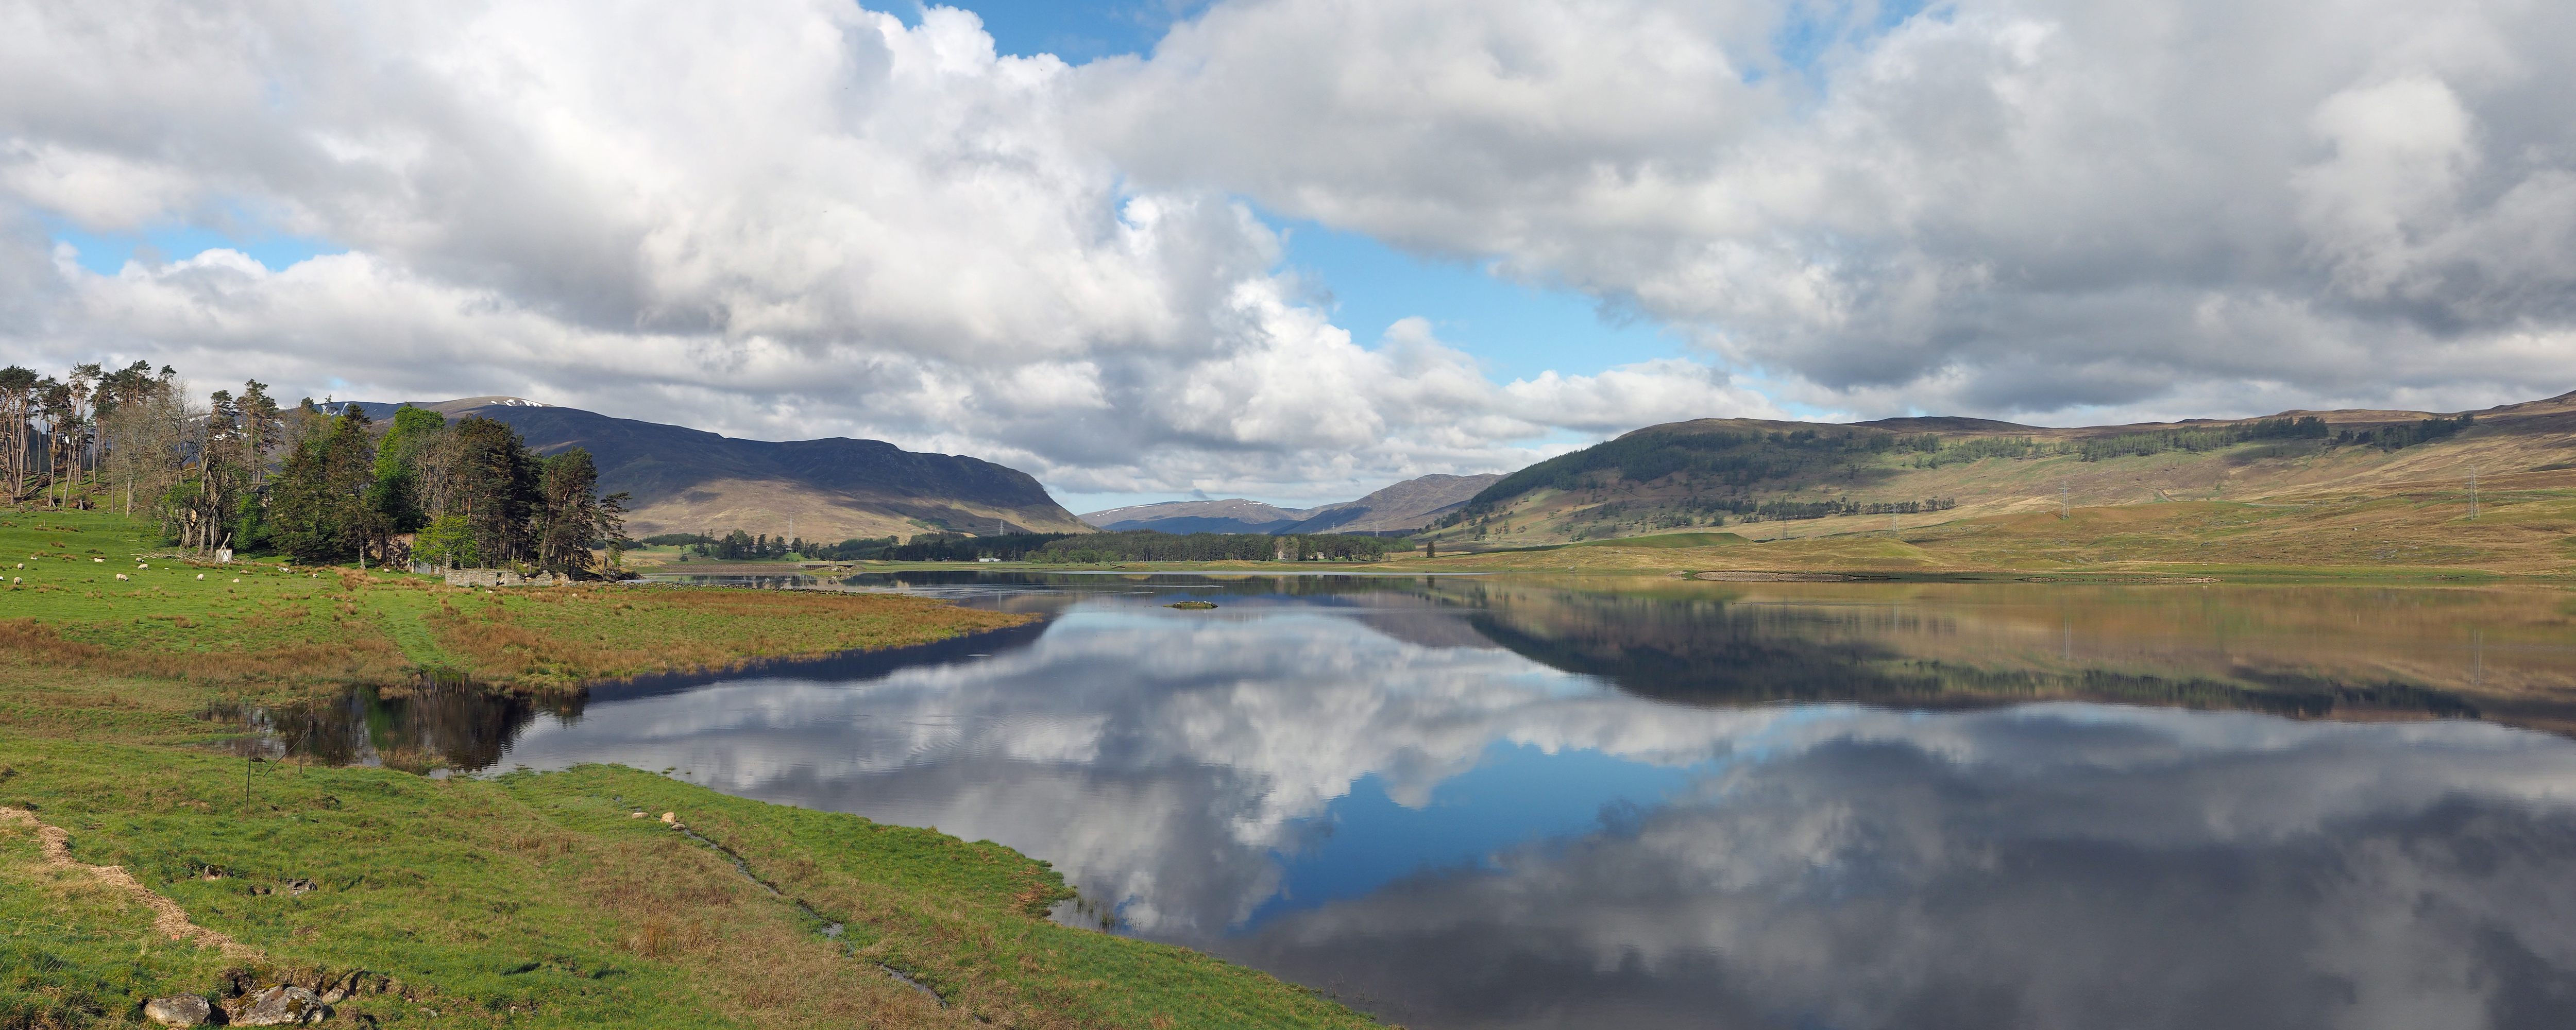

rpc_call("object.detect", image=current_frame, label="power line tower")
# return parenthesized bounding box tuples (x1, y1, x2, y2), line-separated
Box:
(2468, 466, 2479, 521)
(2058, 480, 2070, 519)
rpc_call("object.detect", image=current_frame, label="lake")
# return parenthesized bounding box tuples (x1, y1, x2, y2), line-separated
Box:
(250, 573, 2576, 1028)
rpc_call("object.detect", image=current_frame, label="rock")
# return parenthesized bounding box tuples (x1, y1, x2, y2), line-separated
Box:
(659, 812, 675, 823)
(228, 985, 332, 1026)
(142, 995, 213, 1027)
(317, 970, 369, 1003)
(284, 878, 317, 896)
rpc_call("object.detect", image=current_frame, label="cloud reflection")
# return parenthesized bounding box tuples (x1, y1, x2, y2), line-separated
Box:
(497, 591, 2576, 1028)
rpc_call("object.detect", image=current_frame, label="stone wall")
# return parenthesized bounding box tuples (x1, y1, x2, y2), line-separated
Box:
(414, 564, 568, 588)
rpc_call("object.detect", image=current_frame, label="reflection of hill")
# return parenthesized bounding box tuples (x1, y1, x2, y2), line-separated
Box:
(228, 622, 1058, 771)
(1448, 582, 2576, 731)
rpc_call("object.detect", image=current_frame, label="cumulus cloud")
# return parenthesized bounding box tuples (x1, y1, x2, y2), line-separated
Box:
(0, 0, 1780, 500)
(6, 0, 2573, 497)
(1091, 0, 2576, 422)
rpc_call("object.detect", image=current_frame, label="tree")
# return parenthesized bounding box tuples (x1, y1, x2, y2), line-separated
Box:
(160, 387, 252, 554)
(237, 380, 282, 484)
(95, 365, 184, 518)
(367, 406, 447, 534)
(446, 416, 539, 568)
(0, 366, 36, 503)
(270, 405, 383, 563)
(532, 448, 626, 576)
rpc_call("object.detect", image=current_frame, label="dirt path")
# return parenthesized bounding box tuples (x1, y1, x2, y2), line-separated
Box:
(1, 805, 259, 959)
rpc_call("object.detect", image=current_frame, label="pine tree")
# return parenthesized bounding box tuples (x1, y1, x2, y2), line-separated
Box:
(270, 405, 383, 563)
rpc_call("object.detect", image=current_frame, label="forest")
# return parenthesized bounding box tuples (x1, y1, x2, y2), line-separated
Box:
(2, 361, 628, 576)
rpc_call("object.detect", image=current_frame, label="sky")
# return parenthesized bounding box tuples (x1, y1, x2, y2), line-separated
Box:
(6, 0, 2573, 512)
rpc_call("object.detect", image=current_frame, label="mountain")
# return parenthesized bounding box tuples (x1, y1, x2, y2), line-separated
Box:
(1079, 473, 1504, 535)
(1427, 390, 2576, 548)
(1079, 498, 1319, 534)
(340, 398, 1090, 541)
(1280, 473, 1501, 534)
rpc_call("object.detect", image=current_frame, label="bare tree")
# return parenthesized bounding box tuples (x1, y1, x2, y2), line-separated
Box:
(99, 373, 191, 521)
(0, 366, 33, 503)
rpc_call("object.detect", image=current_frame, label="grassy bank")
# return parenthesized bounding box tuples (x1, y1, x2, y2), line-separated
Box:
(1, 511, 1032, 689)
(0, 511, 1380, 1028)
(1413, 495, 2576, 580)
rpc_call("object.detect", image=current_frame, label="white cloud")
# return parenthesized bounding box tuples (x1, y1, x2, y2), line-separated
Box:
(1092, 0, 2576, 423)
(6, 0, 2574, 500)
(1, 0, 1786, 500)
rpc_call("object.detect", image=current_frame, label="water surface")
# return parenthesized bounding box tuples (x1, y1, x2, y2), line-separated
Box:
(254, 575, 2576, 1028)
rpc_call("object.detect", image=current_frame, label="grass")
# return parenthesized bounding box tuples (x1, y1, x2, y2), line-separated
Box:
(1403, 495, 2576, 581)
(0, 510, 1381, 1028)
(0, 511, 1030, 689)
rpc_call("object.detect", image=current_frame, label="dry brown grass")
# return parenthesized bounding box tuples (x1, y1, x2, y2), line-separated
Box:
(426, 587, 1033, 685)
(0, 617, 413, 685)
(577, 835, 967, 1028)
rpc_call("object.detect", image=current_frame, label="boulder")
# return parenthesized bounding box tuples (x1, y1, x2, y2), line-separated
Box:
(317, 970, 371, 1003)
(142, 995, 214, 1027)
(228, 985, 332, 1026)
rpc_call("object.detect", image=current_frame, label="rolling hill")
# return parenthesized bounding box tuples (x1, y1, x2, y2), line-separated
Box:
(342, 398, 1090, 541)
(1423, 389, 2576, 550)
(1079, 498, 1315, 534)
(1080, 473, 1500, 535)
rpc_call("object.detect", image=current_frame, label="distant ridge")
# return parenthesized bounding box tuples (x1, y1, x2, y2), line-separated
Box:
(1080, 473, 1502, 536)
(1431, 388, 2576, 548)
(1280, 474, 1499, 534)
(1079, 498, 1314, 534)
(337, 399, 1089, 541)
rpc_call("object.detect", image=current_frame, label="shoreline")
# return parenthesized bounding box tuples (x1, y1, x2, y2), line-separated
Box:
(0, 510, 1381, 1028)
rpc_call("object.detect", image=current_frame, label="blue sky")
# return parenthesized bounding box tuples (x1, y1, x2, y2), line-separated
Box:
(46, 213, 340, 276)
(44, 0, 2273, 521)
(42, 1, 1709, 516)
(910, 2, 1710, 513)
(942, 0, 1696, 383)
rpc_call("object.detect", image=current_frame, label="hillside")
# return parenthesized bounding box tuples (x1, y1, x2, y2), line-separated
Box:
(348, 398, 1090, 541)
(1282, 473, 1499, 533)
(1081, 497, 1315, 533)
(1423, 390, 2576, 550)
(1081, 473, 1500, 535)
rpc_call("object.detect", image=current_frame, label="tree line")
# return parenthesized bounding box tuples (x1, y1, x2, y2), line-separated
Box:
(1032, 530, 1401, 563)
(2, 361, 627, 576)
(1740, 497, 1961, 522)
(2073, 416, 2332, 461)
(642, 528, 1406, 563)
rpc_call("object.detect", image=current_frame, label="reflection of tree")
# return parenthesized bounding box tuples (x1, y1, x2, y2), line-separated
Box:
(1461, 590, 2485, 724)
(220, 674, 586, 773)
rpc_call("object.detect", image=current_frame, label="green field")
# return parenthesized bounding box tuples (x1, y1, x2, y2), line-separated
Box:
(0, 510, 1379, 1028)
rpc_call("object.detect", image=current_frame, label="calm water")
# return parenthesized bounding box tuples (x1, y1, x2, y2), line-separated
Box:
(252, 574, 2576, 1028)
